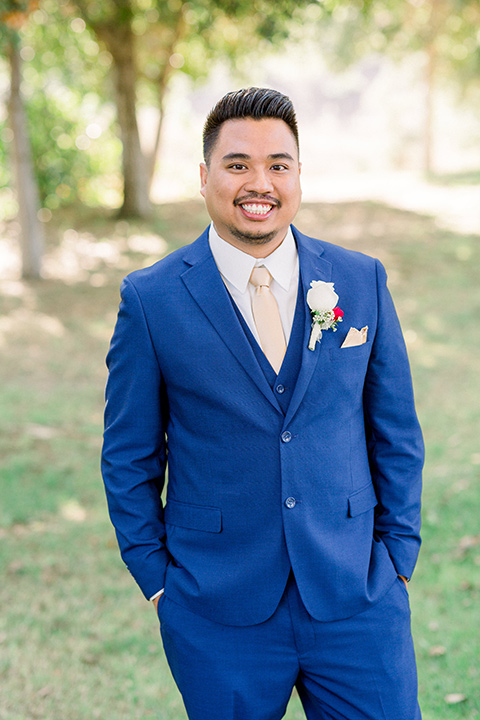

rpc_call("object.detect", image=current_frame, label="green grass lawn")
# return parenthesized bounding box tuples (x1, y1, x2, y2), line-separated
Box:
(1, 199, 479, 719)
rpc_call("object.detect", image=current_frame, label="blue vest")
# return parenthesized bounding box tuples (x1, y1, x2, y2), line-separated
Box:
(230, 277, 305, 415)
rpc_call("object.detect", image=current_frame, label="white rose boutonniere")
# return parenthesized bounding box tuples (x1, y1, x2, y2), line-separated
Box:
(307, 281, 344, 350)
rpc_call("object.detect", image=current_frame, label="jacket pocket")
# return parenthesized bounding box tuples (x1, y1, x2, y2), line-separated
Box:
(337, 340, 372, 354)
(164, 498, 222, 533)
(348, 483, 378, 517)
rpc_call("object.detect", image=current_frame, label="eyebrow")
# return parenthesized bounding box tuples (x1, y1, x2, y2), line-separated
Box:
(222, 152, 295, 162)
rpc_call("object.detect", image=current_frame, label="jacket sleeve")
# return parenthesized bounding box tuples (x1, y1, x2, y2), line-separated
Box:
(364, 260, 424, 579)
(101, 276, 170, 599)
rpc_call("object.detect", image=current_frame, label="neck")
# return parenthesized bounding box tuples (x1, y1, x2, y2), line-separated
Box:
(214, 227, 288, 258)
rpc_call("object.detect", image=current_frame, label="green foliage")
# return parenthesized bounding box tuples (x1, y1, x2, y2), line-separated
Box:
(3, 0, 480, 223)
(25, 87, 121, 209)
(1, 0, 122, 210)
(74, 0, 323, 94)
(3, 0, 328, 217)
(0, 1, 29, 50)
(307, 0, 480, 94)
(0, 105, 10, 187)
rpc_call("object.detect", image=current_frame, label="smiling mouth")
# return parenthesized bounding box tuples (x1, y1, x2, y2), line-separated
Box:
(240, 203, 274, 216)
(235, 196, 279, 219)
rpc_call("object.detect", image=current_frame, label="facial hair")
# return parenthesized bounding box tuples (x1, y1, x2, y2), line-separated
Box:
(226, 224, 280, 246)
(227, 193, 283, 245)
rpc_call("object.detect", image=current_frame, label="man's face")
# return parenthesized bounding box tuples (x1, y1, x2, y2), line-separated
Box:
(200, 118, 302, 255)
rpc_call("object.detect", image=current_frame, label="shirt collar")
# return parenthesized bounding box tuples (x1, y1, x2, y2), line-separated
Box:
(208, 224, 297, 294)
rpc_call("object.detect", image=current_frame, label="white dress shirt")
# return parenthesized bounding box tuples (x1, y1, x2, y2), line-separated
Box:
(149, 224, 299, 602)
(208, 224, 299, 345)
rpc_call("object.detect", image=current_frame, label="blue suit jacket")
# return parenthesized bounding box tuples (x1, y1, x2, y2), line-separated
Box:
(102, 226, 423, 626)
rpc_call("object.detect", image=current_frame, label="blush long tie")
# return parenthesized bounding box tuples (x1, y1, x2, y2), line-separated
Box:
(249, 266, 286, 374)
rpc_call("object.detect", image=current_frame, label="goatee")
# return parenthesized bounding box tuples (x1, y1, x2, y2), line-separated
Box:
(226, 225, 279, 246)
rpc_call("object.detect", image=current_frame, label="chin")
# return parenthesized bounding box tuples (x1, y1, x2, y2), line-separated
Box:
(229, 226, 279, 246)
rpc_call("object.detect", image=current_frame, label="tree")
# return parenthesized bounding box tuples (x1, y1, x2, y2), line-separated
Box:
(1, 0, 45, 279)
(68, 0, 151, 217)
(13, 2, 120, 212)
(67, 0, 319, 218)
(309, 0, 480, 174)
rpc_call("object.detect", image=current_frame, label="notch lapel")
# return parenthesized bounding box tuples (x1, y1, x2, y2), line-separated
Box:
(283, 229, 333, 428)
(181, 231, 282, 414)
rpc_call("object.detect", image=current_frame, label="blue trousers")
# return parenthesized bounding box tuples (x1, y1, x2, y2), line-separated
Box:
(158, 574, 421, 720)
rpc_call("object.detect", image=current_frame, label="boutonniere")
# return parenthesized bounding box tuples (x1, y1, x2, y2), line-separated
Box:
(307, 281, 344, 350)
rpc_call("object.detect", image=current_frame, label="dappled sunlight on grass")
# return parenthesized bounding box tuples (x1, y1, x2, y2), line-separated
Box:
(60, 499, 87, 523)
(0, 200, 211, 283)
(42, 229, 130, 283)
(0, 307, 66, 344)
(302, 171, 480, 238)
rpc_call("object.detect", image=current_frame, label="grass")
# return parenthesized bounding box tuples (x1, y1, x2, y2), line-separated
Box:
(1, 199, 479, 719)
(428, 169, 480, 186)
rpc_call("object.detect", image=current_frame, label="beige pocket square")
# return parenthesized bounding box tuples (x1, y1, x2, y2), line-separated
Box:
(341, 326, 368, 348)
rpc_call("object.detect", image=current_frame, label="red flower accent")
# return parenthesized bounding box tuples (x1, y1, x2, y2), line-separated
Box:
(333, 306, 344, 320)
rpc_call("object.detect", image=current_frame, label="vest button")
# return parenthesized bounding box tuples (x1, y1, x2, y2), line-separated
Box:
(281, 431, 292, 443)
(285, 497, 296, 509)
(276, 384, 285, 394)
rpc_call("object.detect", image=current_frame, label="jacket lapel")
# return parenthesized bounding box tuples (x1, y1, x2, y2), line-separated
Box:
(181, 229, 282, 414)
(283, 228, 333, 428)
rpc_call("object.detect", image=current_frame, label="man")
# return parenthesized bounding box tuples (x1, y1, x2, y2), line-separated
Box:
(102, 87, 423, 720)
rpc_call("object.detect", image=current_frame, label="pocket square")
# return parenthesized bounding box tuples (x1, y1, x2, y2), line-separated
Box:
(341, 326, 368, 348)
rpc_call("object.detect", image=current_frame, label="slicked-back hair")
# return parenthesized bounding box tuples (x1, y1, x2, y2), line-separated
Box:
(203, 87, 299, 166)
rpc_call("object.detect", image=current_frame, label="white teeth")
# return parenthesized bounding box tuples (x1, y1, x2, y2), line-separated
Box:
(241, 203, 273, 215)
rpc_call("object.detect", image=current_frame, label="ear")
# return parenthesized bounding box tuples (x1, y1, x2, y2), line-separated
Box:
(298, 161, 302, 175)
(199, 162, 208, 198)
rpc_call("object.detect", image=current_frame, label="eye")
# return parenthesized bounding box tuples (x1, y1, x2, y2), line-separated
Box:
(228, 163, 247, 171)
(271, 164, 288, 172)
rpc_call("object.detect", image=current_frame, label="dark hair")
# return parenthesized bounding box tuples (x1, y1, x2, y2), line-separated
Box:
(203, 87, 299, 165)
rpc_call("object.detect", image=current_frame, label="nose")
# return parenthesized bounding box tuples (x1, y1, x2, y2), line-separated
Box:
(244, 167, 273, 194)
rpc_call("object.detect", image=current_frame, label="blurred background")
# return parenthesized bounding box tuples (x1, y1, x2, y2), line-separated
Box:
(1, 1, 479, 718)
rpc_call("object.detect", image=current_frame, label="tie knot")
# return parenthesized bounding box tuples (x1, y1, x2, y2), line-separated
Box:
(250, 266, 272, 289)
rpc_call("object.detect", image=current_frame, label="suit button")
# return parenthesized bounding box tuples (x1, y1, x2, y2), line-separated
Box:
(285, 497, 296, 509)
(276, 384, 285, 394)
(281, 431, 292, 443)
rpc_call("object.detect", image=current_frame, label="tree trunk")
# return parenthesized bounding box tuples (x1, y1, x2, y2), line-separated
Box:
(7, 40, 44, 279)
(424, 42, 435, 175)
(421, 0, 449, 175)
(148, 100, 165, 193)
(97, 22, 151, 219)
(147, 9, 186, 190)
